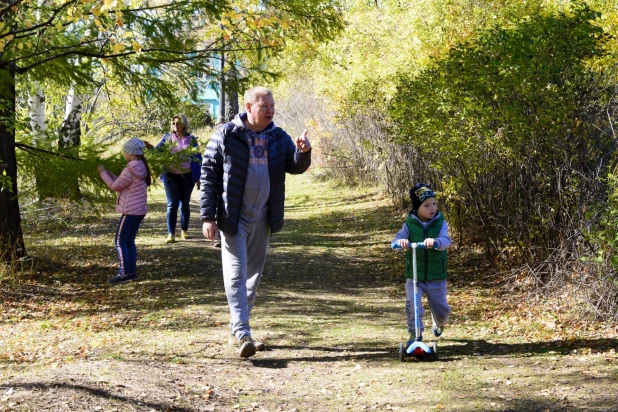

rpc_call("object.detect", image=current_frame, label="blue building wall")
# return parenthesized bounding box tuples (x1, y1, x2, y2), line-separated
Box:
(196, 81, 219, 120)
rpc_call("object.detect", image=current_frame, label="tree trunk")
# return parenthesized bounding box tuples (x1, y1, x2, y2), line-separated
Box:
(0, 69, 26, 262)
(225, 63, 239, 120)
(27, 83, 45, 134)
(57, 86, 82, 198)
(27, 81, 55, 199)
(59, 87, 82, 149)
(218, 51, 226, 124)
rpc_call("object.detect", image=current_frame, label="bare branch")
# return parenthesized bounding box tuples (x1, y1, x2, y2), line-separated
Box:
(15, 142, 82, 162)
(13, 42, 277, 73)
(1, 0, 78, 39)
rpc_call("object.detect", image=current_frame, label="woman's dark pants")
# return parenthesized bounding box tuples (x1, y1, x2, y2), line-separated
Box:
(163, 172, 194, 235)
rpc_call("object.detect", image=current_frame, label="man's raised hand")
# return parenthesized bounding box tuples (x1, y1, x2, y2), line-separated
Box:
(295, 129, 311, 153)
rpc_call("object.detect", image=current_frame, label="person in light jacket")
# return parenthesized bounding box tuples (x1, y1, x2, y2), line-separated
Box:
(98, 138, 152, 284)
(155, 114, 201, 243)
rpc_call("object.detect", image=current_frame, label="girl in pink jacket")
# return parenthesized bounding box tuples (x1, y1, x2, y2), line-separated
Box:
(97, 138, 152, 284)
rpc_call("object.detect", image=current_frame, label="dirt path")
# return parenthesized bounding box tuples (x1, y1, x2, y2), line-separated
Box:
(1, 174, 617, 411)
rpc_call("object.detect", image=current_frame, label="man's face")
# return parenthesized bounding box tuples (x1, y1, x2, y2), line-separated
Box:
(246, 94, 275, 131)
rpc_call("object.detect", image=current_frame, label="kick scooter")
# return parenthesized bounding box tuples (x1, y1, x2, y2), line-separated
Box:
(394, 242, 438, 362)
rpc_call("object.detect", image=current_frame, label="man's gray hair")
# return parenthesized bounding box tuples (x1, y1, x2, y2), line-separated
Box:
(244, 86, 273, 104)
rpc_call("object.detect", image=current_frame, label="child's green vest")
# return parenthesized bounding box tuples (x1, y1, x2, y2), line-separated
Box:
(405, 213, 448, 281)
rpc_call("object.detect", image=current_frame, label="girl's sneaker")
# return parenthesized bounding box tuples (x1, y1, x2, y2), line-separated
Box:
(166, 234, 176, 243)
(181, 230, 189, 239)
(108, 273, 137, 284)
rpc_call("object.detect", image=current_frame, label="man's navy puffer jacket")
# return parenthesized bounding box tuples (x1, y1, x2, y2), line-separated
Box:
(199, 119, 311, 235)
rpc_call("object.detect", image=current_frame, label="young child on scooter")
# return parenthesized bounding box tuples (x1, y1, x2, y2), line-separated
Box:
(391, 183, 452, 348)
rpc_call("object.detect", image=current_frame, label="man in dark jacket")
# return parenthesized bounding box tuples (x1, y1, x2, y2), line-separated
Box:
(200, 86, 311, 358)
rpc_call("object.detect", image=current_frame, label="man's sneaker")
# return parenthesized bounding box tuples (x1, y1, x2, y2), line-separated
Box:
(229, 335, 265, 351)
(166, 234, 176, 243)
(238, 336, 256, 358)
(181, 230, 189, 240)
(432, 323, 443, 337)
(108, 273, 137, 284)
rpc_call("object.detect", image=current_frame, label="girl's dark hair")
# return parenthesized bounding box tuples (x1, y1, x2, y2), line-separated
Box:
(137, 155, 152, 186)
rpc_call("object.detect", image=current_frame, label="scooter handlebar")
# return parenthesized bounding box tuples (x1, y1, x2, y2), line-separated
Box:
(392, 242, 427, 250)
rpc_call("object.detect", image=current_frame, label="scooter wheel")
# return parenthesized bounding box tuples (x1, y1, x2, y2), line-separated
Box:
(399, 343, 405, 362)
(431, 341, 439, 361)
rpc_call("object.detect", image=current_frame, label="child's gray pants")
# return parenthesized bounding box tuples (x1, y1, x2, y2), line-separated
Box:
(220, 216, 270, 340)
(405, 278, 450, 336)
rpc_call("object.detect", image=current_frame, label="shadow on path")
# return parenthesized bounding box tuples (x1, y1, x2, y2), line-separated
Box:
(8, 382, 195, 412)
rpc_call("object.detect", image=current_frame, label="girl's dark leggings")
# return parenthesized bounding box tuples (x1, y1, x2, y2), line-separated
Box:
(115, 214, 145, 275)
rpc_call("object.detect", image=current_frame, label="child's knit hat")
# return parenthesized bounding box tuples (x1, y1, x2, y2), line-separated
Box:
(410, 183, 436, 213)
(124, 138, 145, 156)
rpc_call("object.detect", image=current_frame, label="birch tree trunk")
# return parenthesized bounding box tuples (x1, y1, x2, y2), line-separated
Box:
(0, 69, 26, 261)
(57, 86, 82, 198)
(30, 1, 53, 200)
(27, 82, 55, 199)
(27, 83, 45, 136)
(59, 86, 82, 149)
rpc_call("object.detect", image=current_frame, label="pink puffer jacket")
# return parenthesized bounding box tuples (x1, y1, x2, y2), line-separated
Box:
(100, 160, 148, 216)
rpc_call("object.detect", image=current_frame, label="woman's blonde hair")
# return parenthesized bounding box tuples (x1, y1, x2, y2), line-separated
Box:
(170, 113, 190, 134)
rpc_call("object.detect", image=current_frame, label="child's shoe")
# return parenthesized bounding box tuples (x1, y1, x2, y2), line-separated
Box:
(432, 323, 443, 337)
(406, 332, 422, 348)
(166, 234, 176, 243)
(181, 230, 189, 240)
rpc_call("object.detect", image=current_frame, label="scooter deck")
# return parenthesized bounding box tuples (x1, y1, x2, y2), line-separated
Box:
(399, 341, 438, 362)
